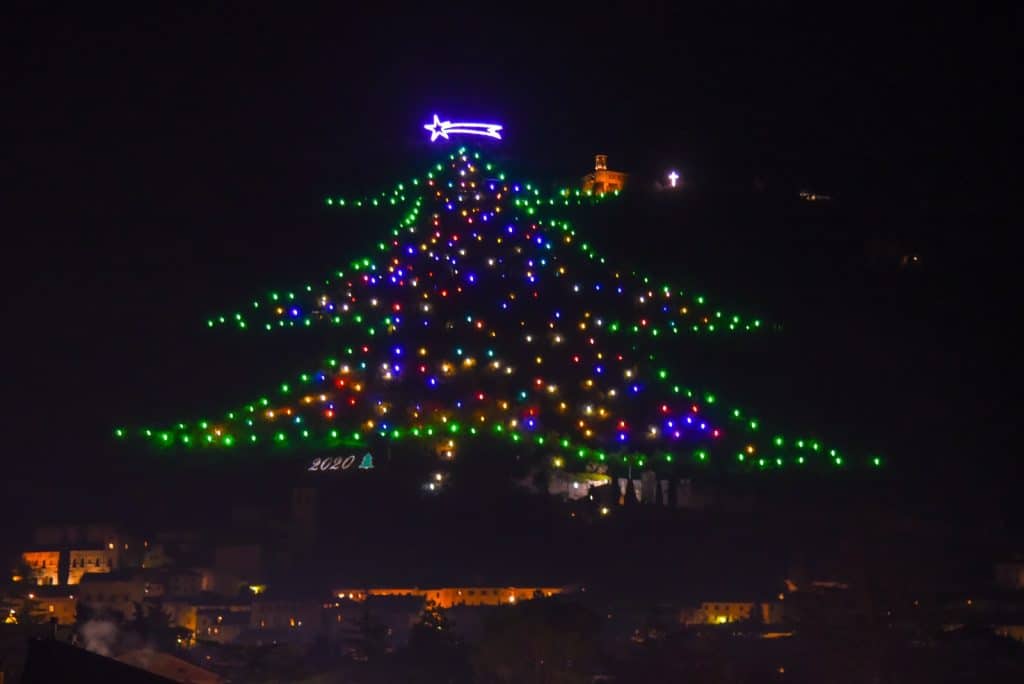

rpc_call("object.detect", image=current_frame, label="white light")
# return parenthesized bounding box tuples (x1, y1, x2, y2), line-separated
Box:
(424, 114, 503, 141)
(668, 170, 680, 187)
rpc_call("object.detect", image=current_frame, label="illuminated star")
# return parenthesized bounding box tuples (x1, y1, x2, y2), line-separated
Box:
(423, 114, 503, 142)
(424, 114, 451, 142)
(668, 170, 679, 187)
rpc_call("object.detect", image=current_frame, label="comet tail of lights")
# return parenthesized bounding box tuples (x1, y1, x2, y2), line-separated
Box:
(121, 123, 882, 476)
(424, 114, 503, 142)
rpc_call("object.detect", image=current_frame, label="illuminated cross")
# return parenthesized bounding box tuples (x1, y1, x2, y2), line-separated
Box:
(668, 170, 679, 188)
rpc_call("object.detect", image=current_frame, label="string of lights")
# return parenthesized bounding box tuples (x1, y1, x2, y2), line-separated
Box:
(121, 147, 881, 472)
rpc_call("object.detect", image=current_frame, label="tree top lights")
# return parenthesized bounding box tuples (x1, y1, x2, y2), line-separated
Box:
(118, 144, 882, 473)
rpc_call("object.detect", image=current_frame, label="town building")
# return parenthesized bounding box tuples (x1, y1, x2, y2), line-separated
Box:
(582, 154, 627, 195)
(331, 586, 563, 609)
(68, 547, 118, 585)
(77, 572, 147, 619)
(20, 550, 60, 586)
(32, 590, 78, 625)
(683, 601, 785, 625)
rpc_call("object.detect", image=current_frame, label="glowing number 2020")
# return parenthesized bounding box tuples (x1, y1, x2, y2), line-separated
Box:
(308, 455, 357, 472)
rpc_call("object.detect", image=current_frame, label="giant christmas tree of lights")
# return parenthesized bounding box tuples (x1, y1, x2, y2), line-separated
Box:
(118, 118, 881, 475)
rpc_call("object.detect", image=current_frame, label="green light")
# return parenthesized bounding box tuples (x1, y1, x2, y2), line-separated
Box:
(872, 456, 881, 467)
(114, 428, 125, 438)
(280, 383, 290, 393)
(275, 432, 286, 442)
(774, 436, 784, 447)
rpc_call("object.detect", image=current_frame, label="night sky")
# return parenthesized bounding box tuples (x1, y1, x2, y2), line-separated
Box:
(3, 6, 1016, 536)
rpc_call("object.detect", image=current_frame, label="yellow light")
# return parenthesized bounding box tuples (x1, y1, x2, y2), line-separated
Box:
(552, 457, 564, 468)
(600, 507, 610, 516)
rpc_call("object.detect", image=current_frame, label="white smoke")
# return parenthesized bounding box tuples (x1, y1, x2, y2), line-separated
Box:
(79, 619, 118, 656)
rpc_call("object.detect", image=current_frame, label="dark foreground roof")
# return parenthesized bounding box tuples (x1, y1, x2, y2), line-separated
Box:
(21, 638, 177, 684)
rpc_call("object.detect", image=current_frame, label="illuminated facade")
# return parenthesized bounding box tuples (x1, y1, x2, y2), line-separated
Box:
(332, 586, 562, 608)
(582, 154, 627, 195)
(21, 551, 60, 586)
(68, 548, 117, 585)
(685, 601, 784, 625)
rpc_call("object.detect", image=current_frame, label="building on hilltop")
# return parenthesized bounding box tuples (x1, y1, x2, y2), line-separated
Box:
(582, 154, 627, 195)
(682, 600, 785, 625)
(331, 586, 563, 609)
